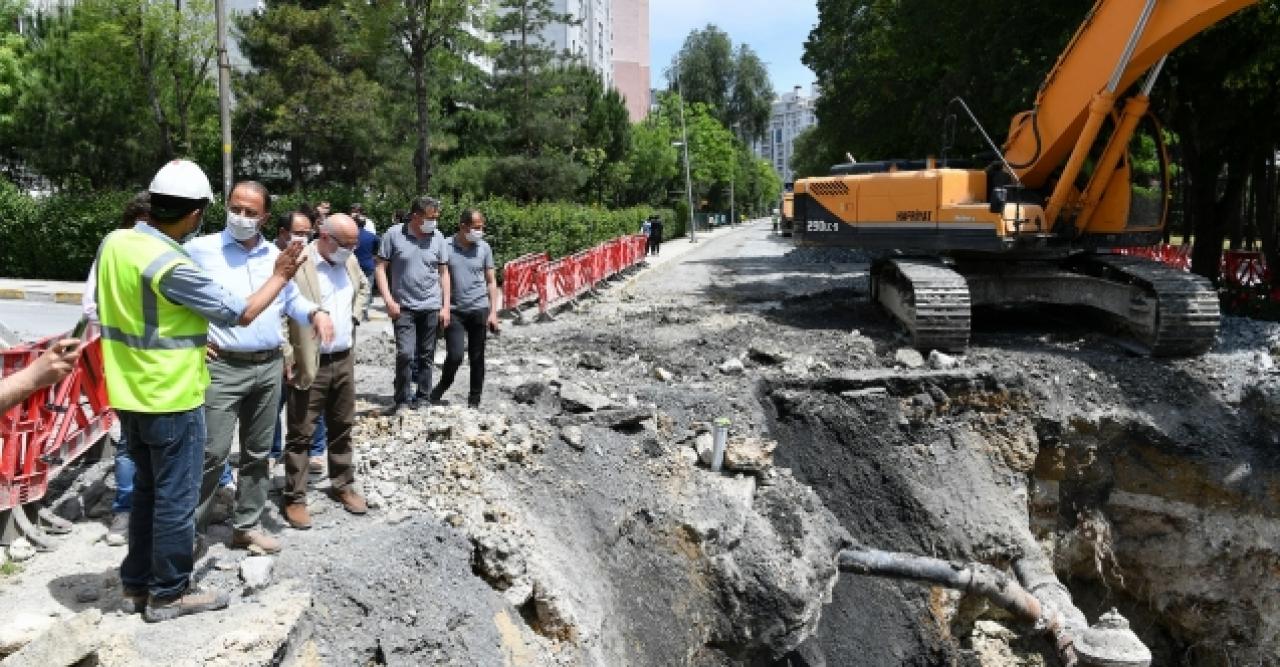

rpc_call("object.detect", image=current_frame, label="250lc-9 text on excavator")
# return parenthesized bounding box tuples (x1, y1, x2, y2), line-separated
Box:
(794, 0, 1257, 355)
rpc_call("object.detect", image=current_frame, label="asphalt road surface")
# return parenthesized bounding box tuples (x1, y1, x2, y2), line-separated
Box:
(0, 300, 83, 343)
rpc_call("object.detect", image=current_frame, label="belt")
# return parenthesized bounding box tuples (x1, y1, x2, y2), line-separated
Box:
(319, 348, 351, 363)
(217, 348, 281, 364)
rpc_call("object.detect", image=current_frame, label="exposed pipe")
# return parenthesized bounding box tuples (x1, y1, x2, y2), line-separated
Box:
(838, 547, 1082, 666)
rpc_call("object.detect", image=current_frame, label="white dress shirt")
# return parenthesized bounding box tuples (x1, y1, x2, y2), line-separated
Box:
(185, 229, 317, 352)
(312, 245, 354, 353)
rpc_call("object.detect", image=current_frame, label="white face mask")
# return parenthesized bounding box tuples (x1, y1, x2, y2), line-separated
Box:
(420, 218, 438, 233)
(465, 230, 484, 243)
(226, 211, 259, 241)
(291, 233, 310, 245)
(328, 246, 353, 265)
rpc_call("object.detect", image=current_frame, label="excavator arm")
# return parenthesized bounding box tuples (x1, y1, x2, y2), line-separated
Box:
(1004, 0, 1257, 191)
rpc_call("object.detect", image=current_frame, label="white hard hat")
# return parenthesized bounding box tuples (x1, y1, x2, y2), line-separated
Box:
(148, 159, 214, 202)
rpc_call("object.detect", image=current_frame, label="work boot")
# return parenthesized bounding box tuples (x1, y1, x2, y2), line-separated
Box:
(143, 585, 229, 623)
(231, 528, 282, 555)
(120, 586, 147, 614)
(330, 487, 368, 515)
(105, 512, 129, 546)
(308, 456, 325, 476)
(283, 503, 312, 530)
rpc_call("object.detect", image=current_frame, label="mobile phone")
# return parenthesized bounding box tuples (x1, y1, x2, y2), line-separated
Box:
(70, 316, 89, 339)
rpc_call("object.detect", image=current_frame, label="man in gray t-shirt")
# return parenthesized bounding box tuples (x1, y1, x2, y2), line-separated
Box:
(430, 208, 501, 409)
(374, 196, 452, 413)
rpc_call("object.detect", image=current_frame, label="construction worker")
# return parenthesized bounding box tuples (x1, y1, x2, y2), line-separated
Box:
(96, 159, 306, 623)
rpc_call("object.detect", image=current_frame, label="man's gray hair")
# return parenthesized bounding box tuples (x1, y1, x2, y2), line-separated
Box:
(410, 196, 440, 214)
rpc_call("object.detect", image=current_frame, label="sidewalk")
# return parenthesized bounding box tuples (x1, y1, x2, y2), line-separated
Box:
(0, 278, 85, 304)
(0, 219, 764, 310)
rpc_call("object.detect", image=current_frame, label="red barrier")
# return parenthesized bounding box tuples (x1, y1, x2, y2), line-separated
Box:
(532, 232, 657, 316)
(501, 252, 548, 311)
(1223, 250, 1267, 287)
(1, 334, 115, 511)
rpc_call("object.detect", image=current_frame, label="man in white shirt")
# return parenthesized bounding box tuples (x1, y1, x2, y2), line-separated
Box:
(186, 181, 334, 555)
(281, 214, 369, 529)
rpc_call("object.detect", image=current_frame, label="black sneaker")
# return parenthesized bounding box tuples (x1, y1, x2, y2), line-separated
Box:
(120, 586, 147, 614)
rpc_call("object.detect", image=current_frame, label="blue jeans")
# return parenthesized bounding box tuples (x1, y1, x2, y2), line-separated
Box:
(118, 408, 205, 599)
(112, 433, 135, 514)
(270, 385, 325, 459)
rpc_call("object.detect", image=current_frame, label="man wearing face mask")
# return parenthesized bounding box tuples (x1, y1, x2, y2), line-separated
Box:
(97, 160, 307, 621)
(375, 196, 452, 415)
(185, 181, 336, 556)
(430, 209, 500, 409)
(281, 215, 369, 528)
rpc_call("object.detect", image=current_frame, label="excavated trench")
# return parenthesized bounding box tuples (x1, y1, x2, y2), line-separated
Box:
(762, 363, 1280, 666)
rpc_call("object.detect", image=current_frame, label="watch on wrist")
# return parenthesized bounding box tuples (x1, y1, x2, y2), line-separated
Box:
(310, 307, 329, 320)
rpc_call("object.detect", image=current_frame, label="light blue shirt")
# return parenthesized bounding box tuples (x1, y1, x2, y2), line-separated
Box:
(184, 229, 317, 352)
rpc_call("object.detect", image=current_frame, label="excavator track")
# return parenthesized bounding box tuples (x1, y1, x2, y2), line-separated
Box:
(871, 258, 971, 352)
(1077, 254, 1220, 356)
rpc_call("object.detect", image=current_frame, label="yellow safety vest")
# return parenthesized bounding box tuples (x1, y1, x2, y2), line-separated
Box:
(96, 229, 210, 413)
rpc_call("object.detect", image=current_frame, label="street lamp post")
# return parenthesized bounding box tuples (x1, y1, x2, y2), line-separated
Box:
(214, 0, 232, 198)
(672, 64, 696, 243)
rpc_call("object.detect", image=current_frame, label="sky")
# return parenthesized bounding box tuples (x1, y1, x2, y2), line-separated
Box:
(649, 0, 820, 96)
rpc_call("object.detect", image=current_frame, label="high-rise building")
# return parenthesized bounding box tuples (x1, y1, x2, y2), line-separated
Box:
(611, 0, 649, 122)
(753, 85, 819, 183)
(527, 0, 613, 88)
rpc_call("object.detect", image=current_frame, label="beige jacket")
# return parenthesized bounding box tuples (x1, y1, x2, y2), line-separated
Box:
(286, 242, 369, 390)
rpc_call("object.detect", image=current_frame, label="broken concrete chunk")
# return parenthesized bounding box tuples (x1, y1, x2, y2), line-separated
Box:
(653, 367, 673, 382)
(841, 387, 888, 400)
(0, 609, 102, 667)
(558, 382, 616, 413)
(561, 424, 585, 450)
(577, 351, 608, 370)
(927, 350, 960, 370)
(240, 555, 275, 592)
(695, 432, 715, 465)
(6, 537, 36, 563)
(723, 437, 777, 474)
(894, 348, 925, 369)
(0, 614, 56, 656)
(719, 358, 746, 375)
(747, 344, 789, 365)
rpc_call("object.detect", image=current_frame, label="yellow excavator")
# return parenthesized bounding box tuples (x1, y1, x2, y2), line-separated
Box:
(794, 0, 1257, 355)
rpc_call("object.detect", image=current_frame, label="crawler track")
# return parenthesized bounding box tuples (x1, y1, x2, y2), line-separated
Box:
(1079, 255, 1219, 356)
(871, 258, 971, 352)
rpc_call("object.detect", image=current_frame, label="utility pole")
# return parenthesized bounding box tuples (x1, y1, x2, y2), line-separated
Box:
(673, 61, 696, 243)
(729, 166, 735, 227)
(214, 0, 232, 198)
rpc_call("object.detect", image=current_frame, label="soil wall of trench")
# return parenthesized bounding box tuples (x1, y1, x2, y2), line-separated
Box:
(762, 352, 1280, 666)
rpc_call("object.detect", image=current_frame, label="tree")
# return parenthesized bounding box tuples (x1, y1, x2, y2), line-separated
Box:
(364, 0, 487, 192)
(669, 25, 774, 142)
(790, 124, 846, 179)
(490, 0, 576, 155)
(233, 2, 391, 190)
(622, 116, 679, 206)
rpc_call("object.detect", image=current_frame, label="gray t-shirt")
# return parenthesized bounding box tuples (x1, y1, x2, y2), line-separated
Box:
(447, 236, 495, 313)
(377, 223, 450, 310)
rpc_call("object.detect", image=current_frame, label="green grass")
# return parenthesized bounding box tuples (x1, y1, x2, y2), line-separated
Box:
(0, 561, 23, 577)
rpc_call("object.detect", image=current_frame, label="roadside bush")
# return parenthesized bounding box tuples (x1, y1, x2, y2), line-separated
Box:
(0, 182, 674, 281)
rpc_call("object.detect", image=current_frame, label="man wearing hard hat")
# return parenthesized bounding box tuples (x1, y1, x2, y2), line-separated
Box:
(96, 159, 306, 622)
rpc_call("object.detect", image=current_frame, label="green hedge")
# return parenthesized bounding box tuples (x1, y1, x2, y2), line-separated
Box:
(0, 180, 676, 281)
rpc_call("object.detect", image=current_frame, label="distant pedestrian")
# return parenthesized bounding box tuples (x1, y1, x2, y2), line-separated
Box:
(186, 181, 335, 556)
(282, 215, 369, 529)
(647, 215, 664, 256)
(375, 196, 451, 415)
(431, 209, 499, 409)
(85, 190, 149, 547)
(351, 203, 378, 235)
(640, 217, 652, 239)
(352, 208, 380, 322)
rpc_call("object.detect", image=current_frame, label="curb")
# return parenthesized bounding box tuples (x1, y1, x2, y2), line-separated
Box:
(0, 288, 83, 305)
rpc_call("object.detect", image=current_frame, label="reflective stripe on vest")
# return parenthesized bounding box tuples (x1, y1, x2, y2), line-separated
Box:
(97, 229, 210, 413)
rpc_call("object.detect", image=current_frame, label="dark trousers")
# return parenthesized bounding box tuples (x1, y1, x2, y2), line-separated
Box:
(434, 309, 488, 405)
(647, 234, 661, 255)
(284, 350, 355, 504)
(118, 407, 205, 599)
(393, 309, 439, 404)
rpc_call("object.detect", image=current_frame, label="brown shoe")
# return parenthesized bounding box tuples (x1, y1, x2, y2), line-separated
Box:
(121, 586, 148, 614)
(231, 528, 282, 555)
(330, 487, 368, 515)
(283, 503, 312, 530)
(143, 584, 229, 623)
